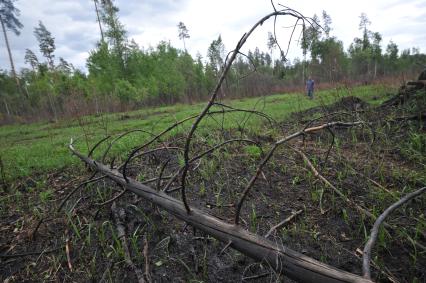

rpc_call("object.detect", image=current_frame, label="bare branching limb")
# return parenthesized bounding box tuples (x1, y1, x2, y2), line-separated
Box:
(101, 129, 155, 163)
(270, 0, 277, 12)
(57, 173, 106, 212)
(191, 138, 261, 162)
(120, 109, 265, 182)
(96, 185, 127, 206)
(160, 139, 259, 193)
(235, 143, 279, 225)
(223, 50, 258, 80)
(122, 114, 200, 182)
(293, 147, 375, 220)
(242, 271, 271, 282)
(126, 147, 180, 166)
(213, 102, 277, 128)
(88, 135, 110, 159)
(156, 159, 170, 191)
(220, 240, 233, 255)
(362, 186, 426, 279)
(234, 121, 362, 225)
(323, 127, 335, 164)
(180, 8, 313, 214)
(162, 138, 260, 194)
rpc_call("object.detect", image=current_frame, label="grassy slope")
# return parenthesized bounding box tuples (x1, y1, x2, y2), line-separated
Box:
(0, 85, 393, 180)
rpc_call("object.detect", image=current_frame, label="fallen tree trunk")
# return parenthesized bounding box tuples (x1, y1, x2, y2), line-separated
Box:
(70, 145, 371, 283)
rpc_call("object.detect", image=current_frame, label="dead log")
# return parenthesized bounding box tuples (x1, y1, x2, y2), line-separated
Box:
(69, 144, 371, 283)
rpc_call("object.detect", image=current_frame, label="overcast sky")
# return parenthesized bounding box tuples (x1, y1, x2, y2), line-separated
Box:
(1, 0, 425, 72)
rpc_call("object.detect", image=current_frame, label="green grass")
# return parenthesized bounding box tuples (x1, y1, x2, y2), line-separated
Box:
(0, 85, 393, 181)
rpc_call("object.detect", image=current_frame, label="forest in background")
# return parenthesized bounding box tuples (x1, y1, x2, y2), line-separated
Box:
(1, 0, 425, 124)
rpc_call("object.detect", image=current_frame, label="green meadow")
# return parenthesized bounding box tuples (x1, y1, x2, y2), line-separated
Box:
(0, 85, 392, 181)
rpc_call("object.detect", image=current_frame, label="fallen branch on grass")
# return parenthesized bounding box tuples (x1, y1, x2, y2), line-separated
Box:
(293, 148, 375, 220)
(111, 201, 146, 283)
(69, 143, 371, 283)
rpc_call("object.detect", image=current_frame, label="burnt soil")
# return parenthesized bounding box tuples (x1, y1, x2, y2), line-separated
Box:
(1, 90, 426, 282)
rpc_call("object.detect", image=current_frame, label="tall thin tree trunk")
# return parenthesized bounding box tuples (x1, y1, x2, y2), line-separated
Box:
(93, 0, 104, 42)
(0, 16, 21, 93)
(374, 60, 377, 79)
(3, 99, 10, 116)
(47, 92, 58, 122)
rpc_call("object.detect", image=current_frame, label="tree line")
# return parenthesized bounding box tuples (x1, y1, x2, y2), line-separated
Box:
(1, 0, 425, 123)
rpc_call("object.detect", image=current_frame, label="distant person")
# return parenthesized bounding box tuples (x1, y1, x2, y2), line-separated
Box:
(306, 77, 315, 99)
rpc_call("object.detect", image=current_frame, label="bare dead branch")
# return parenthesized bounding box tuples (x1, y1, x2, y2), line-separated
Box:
(265, 209, 303, 238)
(120, 109, 265, 183)
(362, 186, 426, 279)
(293, 148, 375, 220)
(220, 240, 233, 255)
(122, 114, 199, 183)
(180, 8, 314, 214)
(96, 186, 127, 206)
(192, 138, 261, 162)
(242, 272, 271, 281)
(160, 138, 260, 193)
(101, 129, 155, 163)
(234, 121, 362, 225)
(57, 173, 106, 212)
(88, 135, 110, 159)
(213, 102, 277, 128)
(156, 159, 170, 191)
(234, 143, 279, 225)
(126, 147, 180, 166)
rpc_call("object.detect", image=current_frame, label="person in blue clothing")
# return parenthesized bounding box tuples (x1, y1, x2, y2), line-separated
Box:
(306, 76, 315, 99)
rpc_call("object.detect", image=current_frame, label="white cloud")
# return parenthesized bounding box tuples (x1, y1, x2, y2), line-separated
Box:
(0, 0, 424, 72)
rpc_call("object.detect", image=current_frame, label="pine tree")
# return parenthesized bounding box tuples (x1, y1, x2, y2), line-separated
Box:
(33, 21, 58, 121)
(0, 0, 23, 92)
(93, 0, 104, 41)
(177, 22, 190, 51)
(24, 49, 39, 71)
(207, 35, 225, 76)
(358, 13, 371, 50)
(34, 21, 56, 69)
(99, 0, 127, 75)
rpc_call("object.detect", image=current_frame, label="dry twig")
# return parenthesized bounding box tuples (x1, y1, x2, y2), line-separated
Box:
(265, 210, 303, 238)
